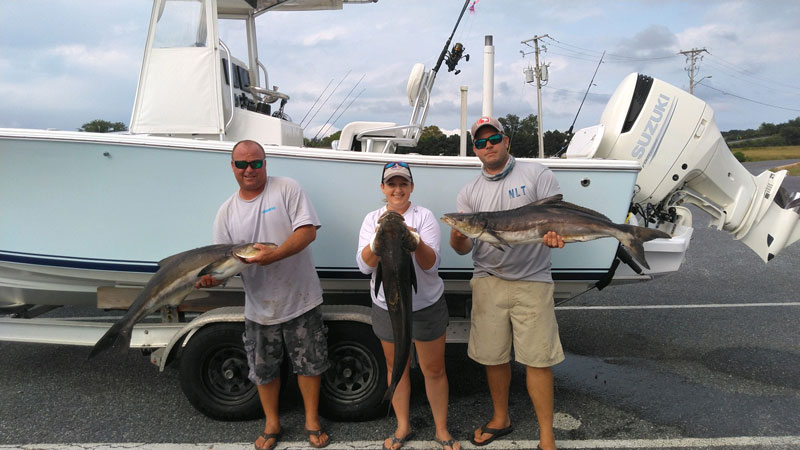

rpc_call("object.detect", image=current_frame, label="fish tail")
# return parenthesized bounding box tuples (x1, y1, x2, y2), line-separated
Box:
(87, 320, 132, 359)
(616, 225, 671, 270)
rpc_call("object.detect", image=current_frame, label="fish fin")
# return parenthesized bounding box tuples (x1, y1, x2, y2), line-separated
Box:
(158, 244, 231, 267)
(615, 224, 671, 270)
(528, 194, 563, 206)
(374, 262, 383, 297)
(198, 261, 218, 277)
(553, 201, 614, 222)
(485, 228, 512, 249)
(404, 229, 421, 252)
(88, 320, 131, 359)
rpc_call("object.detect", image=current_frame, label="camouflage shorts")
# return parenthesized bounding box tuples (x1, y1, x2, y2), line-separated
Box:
(243, 306, 330, 385)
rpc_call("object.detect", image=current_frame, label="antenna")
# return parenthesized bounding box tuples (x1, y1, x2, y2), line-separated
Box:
(554, 50, 604, 158)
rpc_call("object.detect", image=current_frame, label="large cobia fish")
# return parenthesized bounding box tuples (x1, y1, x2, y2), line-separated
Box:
(441, 194, 670, 270)
(371, 211, 418, 405)
(88, 243, 272, 359)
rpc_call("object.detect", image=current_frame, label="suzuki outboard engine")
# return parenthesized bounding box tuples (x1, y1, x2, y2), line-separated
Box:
(591, 73, 800, 261)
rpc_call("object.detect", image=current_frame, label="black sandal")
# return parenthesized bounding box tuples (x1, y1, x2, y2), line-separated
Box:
(254, 428, 282, 450)
(470, 422, 514, 446)
(306, 427, 331, 448)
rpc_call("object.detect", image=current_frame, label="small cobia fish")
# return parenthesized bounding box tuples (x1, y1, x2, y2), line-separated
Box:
(371, 211, 418, 406)
(88, 243, 273, 359)
(441, 194, 670, 269)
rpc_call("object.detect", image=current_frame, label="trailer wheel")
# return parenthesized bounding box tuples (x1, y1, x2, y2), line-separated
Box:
(320, 321, 387, 421)
(179, 323, 261, 421)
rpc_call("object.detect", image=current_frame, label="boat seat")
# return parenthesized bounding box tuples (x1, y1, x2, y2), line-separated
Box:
(334, 121, 400, 152)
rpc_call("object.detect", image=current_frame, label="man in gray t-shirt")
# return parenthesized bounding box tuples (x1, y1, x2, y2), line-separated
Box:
(449, 116, 564, 450)
(197, 140, 330, 450)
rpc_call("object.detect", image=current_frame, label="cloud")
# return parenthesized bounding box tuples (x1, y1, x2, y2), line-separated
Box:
(47, 45, 139, 75)
(301, 26, 349, 46)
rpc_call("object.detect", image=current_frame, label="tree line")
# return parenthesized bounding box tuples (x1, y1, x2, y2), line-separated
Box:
(305, 113, 571, 157)
(81, 114, 800, 152)
(723, 117, 800, 148)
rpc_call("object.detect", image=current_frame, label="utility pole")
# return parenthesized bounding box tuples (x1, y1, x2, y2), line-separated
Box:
(521, 34, 549, 158)
(679, 47, 709, 94)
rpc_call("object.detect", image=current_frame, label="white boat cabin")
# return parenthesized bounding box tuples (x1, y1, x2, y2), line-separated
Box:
(129, 0, 427, 153)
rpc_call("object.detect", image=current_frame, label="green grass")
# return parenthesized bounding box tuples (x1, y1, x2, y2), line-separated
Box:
(777, 164, 800, 176)
(732, 145, 800, 162)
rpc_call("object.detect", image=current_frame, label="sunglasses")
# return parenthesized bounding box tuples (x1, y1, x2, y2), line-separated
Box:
(382, 161, 412, 182)
(233, 159, 265, 169)
(473, 133, 504, 150)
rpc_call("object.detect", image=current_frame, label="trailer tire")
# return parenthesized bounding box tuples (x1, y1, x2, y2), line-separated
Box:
(320, 321, 387, 421)
(179, 323, 261, 421)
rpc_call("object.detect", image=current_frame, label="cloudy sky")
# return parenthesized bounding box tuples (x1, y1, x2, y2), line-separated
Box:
(1, 0, 799, 138)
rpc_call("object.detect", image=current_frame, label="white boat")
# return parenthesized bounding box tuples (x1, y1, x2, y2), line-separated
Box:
(1, 0, 797, 314)
(0, 0, 640, 311)
(2, 0, 798, 422)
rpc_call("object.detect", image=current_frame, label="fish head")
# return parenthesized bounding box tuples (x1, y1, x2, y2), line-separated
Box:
(440, 213, 484, 238)
(378, 210, 405, 226)
(376, 211, 419, 253)
(232, 242, 276, 262)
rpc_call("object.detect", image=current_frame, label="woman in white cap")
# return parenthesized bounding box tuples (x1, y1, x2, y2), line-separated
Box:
(356, 162, 460, 450)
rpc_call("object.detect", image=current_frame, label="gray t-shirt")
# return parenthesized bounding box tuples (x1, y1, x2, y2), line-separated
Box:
(456, 161, 561, 282)
(213, 176, 323, 325)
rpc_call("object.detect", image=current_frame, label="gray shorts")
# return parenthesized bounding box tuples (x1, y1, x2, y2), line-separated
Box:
(371, 294, 449, 343)
(243, 306, 330, 385)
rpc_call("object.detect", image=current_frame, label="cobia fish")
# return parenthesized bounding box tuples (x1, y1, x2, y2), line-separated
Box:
(88, 243, 272, 359)
(371, 211, 418, 405)
(441, 194, 670, 269)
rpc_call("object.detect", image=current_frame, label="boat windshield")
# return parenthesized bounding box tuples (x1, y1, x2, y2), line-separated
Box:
(154, 0, 208, 48)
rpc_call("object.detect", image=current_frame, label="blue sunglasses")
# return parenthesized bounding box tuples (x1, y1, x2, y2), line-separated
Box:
(233, 159, 264, 169)
(474, 133, 504, 149)
(382, 161, 412, 182)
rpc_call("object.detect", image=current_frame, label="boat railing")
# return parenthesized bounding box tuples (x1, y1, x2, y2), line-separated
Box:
(251, 60, 289, 105)
(219, 40, 235, 133)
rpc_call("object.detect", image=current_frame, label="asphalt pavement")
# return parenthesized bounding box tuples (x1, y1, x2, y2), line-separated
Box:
(1, 163, 798, 450)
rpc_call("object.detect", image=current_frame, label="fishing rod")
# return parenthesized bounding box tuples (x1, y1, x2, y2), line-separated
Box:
(322, 88, 367, 142)
(318, 87, 367, 142)
(554, 50, 604, 157)
(303, 69, 351, 130)
(312, 73, 366, 141)
(432, 0, 471, 75)
(299, 78, 333, 127)
(331, 88, 366, 127)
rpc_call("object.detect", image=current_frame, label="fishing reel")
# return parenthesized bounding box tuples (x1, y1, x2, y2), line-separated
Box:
(445, 42, 469, 75)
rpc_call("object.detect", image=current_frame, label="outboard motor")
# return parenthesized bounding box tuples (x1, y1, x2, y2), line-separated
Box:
(593, 73, 800, 262)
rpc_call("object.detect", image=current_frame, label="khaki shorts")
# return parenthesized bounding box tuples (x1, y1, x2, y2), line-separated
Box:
(467, 276, 564, 367)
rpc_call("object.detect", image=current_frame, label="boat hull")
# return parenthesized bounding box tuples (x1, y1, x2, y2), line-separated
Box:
(1, 129, 645, 308)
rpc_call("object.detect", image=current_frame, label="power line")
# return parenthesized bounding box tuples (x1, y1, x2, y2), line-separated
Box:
(696, 81, 800, 112)
(545, 36, 680, 62)
(702, 60, 800, 97)
(705, 51, 800, 92)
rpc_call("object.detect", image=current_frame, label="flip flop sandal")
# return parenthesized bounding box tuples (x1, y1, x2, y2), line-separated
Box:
(382, 430, 414, 450)
(434, 436, 461, 450)
(306, 427, 331, 449)
(254, 428, 283, 450)
(469, 422, 514, 446)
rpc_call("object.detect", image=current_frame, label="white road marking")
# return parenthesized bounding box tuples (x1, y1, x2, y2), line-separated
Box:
(4, 436, 800, 449)
(556, 302, 800, 310)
